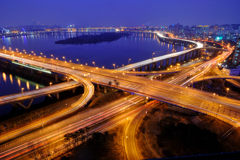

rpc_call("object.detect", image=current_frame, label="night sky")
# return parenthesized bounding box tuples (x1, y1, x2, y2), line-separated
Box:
(1, 0, 240, 27)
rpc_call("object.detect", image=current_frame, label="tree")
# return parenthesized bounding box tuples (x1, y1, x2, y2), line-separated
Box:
(85, 127, 90, 140)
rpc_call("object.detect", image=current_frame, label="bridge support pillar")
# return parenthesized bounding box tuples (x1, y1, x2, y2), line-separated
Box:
(139, 67, 142, 71)
(160, 61, 163, 68)
(104, 87, 107, 93)
(135, 68, 138, 71)
(152, 62, 157, 70)
(56, 93, 59, 99)
(222, 79, 226, 86)
(172, 57, 175, 65)
(147, 64, 150, 71)
(182, 54, 185, 61)
(30, 69, 34, 76)
(54, 74, 59, 82)
(17, 98, 34, 109)
(166, 59, 169, 67)
(72, 88, 76, 93)
(177, 56, 181, 63)
(96, 84, 100, 91)
(145, 65, 147, 71)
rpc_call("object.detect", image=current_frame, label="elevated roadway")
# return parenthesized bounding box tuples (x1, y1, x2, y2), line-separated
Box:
(124, 68, 181, 76)
(0, 73, 94, 144)
(116, 32, 227, 72)
(0, 81, 81, 108)
(194, 76, 240, 83)
(0, 48, 239, 127)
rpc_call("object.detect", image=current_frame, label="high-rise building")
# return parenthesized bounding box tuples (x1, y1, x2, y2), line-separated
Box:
(232, 38, 240, 66)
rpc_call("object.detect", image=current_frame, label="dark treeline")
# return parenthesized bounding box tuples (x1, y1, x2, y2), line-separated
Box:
(55, 32, 131, 45)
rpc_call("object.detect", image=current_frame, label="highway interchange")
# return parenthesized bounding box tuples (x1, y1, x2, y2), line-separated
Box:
(0, 31, 239, 159)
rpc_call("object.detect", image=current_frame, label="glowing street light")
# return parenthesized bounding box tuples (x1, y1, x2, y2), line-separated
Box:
(51, 54, 54, 59)
(76, 59, 79, 64)
(128, 58, 131, 65)
(92, 61, 95, 67)
(21, 88, 24, 94)
(152, 52, 155, 59)
(113, 63, 115, 69)
(226, 88, 230, 97)
(62, 56, 66, 62)
(49, 82, 52, 87)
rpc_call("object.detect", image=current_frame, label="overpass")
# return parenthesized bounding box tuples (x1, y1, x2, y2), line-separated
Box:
(116, 32, 225, 72)
(0, 81, 81, 109)
(0, 46, 239, 127)
(194, 76, 240, 83)
(124, 68, 181, 76)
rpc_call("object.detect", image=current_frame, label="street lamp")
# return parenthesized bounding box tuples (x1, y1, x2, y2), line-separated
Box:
(226, 88, 230, 97)
(49, 82, 52, 87)
(51, 54, 54, 59)
(21, 88, 24, 94)
(92, 62, 95, 67)
(113, 63, 115, 69)
(76, 59, 79, 64)
(63, 56, 67, 62)
(128, 58, 131, 65)
(152, 52, 155, 59)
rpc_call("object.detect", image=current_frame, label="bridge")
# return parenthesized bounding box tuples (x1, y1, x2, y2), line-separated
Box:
(116, 32, 225, 71)
(0, 41, 238, 128)
(0, 31, 238, 160)
(0, 81, 81, 109)
(194, 76, 240, 83)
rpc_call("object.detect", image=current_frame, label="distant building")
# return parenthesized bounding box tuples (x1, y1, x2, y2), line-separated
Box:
(11, 30, 19, 34)
(232, 38, 240, 66)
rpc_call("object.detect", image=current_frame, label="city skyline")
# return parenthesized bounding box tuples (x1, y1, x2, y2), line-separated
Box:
(0, 0, 240, 27)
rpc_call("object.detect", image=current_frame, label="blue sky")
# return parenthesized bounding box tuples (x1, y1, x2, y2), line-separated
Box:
(1, 0, 240, 26)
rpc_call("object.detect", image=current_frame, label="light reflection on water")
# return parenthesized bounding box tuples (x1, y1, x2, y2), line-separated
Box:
(0, 71, 43, 96)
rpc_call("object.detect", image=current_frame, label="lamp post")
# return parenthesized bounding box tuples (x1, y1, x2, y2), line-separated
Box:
(113, 63, 115, 69)
(63, 56, 66, 62)
(49, 82, 52, 87)
(51, 54, 54, 59)
(226, 88, 230, 97)
(92, 62, 95, 67)
(76, 59, 79, 64)
(21, 88, 24, 94)
(128, 58, 131, 65)
(152, 52, 155, 59)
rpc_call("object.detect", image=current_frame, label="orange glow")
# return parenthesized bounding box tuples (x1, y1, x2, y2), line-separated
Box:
(17, 79, 21, 87)
(26, 81, 30, 90)
(2, 72, 6, 82)
(9, 74, 13, 84)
